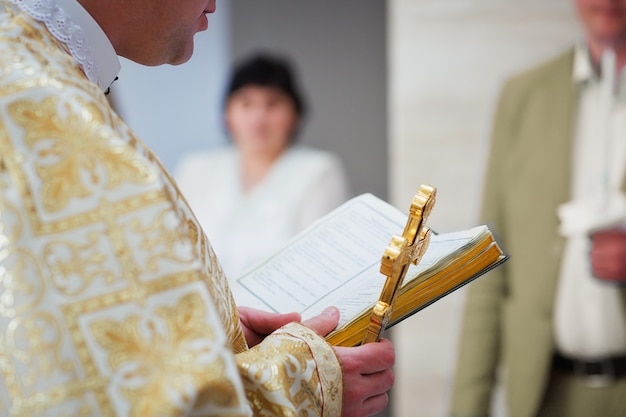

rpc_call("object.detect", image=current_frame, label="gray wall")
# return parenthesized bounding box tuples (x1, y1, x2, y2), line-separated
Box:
(230, 0, 388, 200)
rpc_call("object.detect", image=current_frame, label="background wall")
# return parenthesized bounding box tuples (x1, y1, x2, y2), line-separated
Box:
(388, 1, 582, 416)
(229, 0, 388, 200)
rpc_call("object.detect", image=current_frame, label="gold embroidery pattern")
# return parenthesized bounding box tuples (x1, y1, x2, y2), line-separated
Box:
(129, 208, 194, 274)
(237, 323, 343, 417)
(0, 247, 45, 317)
(44, 230, 116, 297)
(8, 95, 153, 213)
(0, 177, 43, 318)
(90, 292, 240, 416)
(6, 311, 76, 395)
(292, 326, 343, 417)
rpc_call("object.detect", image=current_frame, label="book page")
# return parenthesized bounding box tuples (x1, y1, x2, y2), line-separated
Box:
(231, 194, 406, 327)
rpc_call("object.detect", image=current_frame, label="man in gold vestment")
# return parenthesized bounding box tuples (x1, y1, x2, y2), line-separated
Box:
(0, 0, 395, 416)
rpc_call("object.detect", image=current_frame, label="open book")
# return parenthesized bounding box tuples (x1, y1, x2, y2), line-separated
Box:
(231, 193, 507, 347)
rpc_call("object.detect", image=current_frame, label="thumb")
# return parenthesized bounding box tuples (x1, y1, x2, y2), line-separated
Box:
(302, 306, 340, 337)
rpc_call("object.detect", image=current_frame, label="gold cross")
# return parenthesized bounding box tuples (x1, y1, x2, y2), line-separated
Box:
(362, 184, 436, 344)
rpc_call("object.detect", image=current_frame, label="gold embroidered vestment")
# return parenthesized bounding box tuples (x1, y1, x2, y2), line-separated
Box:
(0, 2, 342, 415)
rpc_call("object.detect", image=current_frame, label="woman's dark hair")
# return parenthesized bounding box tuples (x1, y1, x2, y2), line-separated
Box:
(224, 52, 307, 119)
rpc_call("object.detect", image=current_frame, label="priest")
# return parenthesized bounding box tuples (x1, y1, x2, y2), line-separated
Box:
(0, 0, 395, 416)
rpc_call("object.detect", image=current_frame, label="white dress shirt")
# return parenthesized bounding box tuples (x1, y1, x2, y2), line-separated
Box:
(554, 43, 626, 358)
(56, 0, 120, 89)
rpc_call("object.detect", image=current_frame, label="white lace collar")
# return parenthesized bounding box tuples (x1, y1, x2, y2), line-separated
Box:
(10, 0, 121, 91)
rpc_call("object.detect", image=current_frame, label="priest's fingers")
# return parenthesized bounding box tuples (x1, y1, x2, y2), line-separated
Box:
(301, 306, 340, 337)
(361, 392, 391, 417)
(238, 307, 301, 347)
(335, 338, 395, 374)
(334, 338, 395, 417)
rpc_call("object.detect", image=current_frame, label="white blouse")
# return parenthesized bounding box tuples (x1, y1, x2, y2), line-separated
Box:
(175, 146, 351, 280)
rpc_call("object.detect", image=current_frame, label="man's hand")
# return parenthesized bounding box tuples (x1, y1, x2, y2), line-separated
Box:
(303, 307, 395, 417)
(238, 307, 301, 347)
(590, 227, 626, 283)
(335, 339, 395, 417)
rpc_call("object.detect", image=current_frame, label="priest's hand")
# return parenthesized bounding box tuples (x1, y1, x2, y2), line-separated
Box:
(590, 227, 626, 284)
(303, 307, 396, 417)
(334, 339, 395, 417)
(238, 307, 301, 347)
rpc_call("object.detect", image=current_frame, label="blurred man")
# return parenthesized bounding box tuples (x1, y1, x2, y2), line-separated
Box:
(450, 1, 626, 416)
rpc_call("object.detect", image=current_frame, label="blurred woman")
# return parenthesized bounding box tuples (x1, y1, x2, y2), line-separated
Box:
(175, 52, 350, 279)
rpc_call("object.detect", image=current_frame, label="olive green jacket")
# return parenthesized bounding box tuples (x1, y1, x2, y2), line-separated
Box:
(449, 49, 626, 417)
